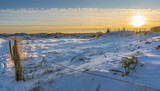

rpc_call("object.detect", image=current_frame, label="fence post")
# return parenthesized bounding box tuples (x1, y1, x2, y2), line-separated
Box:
(9, 40, 14, 61)
(13, 39, 23, 81)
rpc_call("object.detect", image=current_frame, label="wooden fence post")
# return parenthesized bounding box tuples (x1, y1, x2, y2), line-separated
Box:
(9, 40, 14, 61)
(13, 39, 23, 81)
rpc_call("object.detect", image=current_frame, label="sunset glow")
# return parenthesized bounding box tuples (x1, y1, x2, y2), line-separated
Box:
(0, 0, 160, 91)
(131, 15, 146, 27)
(0, 8, 160, 33)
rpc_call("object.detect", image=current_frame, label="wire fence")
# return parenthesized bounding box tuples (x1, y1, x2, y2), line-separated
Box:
(17, 38, 160, 91)
(21, 60, 160, 91)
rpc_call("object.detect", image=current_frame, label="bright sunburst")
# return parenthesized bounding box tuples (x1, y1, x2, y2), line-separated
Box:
(131, 15, 146, 27)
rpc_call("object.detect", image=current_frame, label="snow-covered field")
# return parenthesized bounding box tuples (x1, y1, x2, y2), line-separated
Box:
(0, 31, 160, 91)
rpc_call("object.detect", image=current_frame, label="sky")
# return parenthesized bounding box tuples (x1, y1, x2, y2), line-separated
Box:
(0, 0, 160, 33)
(1, 0, 160, 9)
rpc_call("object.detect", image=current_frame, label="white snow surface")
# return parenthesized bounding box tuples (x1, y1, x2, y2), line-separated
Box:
(0, 31, 160, 91)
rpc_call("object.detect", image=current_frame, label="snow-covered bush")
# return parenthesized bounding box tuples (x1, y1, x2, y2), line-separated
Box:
(121, 56, 140, 76)
(110, 56, 144, 77)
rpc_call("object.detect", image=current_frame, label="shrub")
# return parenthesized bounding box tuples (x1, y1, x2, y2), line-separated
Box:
(156, 45, 160, 50)
(121, 56, 139, 76)
(135, 30, 142, 34)
(123, 28, 126, 31)
(96, 32, 104, 37)
(106, 28, 111, 33)
(109, 56, 144, 77)
(151, 26, 160, 33)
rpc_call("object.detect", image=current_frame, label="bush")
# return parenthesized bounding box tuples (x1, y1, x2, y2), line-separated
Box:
(121, 56, 139, 76)
(151, 26, 160, 33)
(109, 56, 144, 76)
(92, 32, 103, 38)
(156, 45, 160, 50)
(106, 28, 111, 33)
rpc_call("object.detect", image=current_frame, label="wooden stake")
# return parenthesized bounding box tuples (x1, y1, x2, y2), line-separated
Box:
(13, 39, 23, 81)
(9, 40, 14, 61)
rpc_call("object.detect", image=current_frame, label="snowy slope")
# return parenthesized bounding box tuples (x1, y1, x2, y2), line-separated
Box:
(0, 31, 160, 91)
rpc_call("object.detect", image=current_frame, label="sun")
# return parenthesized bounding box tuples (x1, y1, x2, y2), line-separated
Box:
(131, 15, 146, 27)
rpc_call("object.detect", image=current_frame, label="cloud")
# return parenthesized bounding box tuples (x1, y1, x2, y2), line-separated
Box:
(0, 8, 160, 26)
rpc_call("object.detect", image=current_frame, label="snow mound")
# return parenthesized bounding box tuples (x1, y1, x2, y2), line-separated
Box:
(0, 31, 160, 91)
